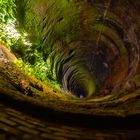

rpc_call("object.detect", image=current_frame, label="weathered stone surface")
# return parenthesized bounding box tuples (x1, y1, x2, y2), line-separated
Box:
(0, 45, 17, 62)
(0, 0, 140, 139)
(0, 103, 140, 140)
(16, 0, 140, 98)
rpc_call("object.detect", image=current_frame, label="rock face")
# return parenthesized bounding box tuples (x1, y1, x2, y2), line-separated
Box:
(16, 0, 140, 98)
(0, 44, 17, 62)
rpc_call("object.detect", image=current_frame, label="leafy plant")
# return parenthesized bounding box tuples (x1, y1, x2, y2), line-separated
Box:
(0, 0, 61, 93)
(0, 0, 16, 23)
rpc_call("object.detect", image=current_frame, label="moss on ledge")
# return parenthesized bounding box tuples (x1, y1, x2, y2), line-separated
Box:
(0, 57, 140, 118)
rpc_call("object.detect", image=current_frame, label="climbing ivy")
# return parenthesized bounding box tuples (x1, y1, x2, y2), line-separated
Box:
(0, 0, 15, 45)
(0, 0, 61, 93)
(0, 0, 15, 23)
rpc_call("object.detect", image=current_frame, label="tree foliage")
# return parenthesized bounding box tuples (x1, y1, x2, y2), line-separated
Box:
(0, 0, 15, 23)
(0, 0, 60, 92)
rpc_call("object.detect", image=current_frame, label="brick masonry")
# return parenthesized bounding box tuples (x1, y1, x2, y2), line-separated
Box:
(0, 103, 140, 140)
(0, 48, 140, 139)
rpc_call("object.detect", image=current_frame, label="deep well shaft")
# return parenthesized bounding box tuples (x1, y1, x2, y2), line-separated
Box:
(16, 0, 140, 98)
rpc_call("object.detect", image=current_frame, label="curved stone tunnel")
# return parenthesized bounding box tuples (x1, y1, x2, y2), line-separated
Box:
(16, 0, 140, 98)
(0, 0, 140, 139)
